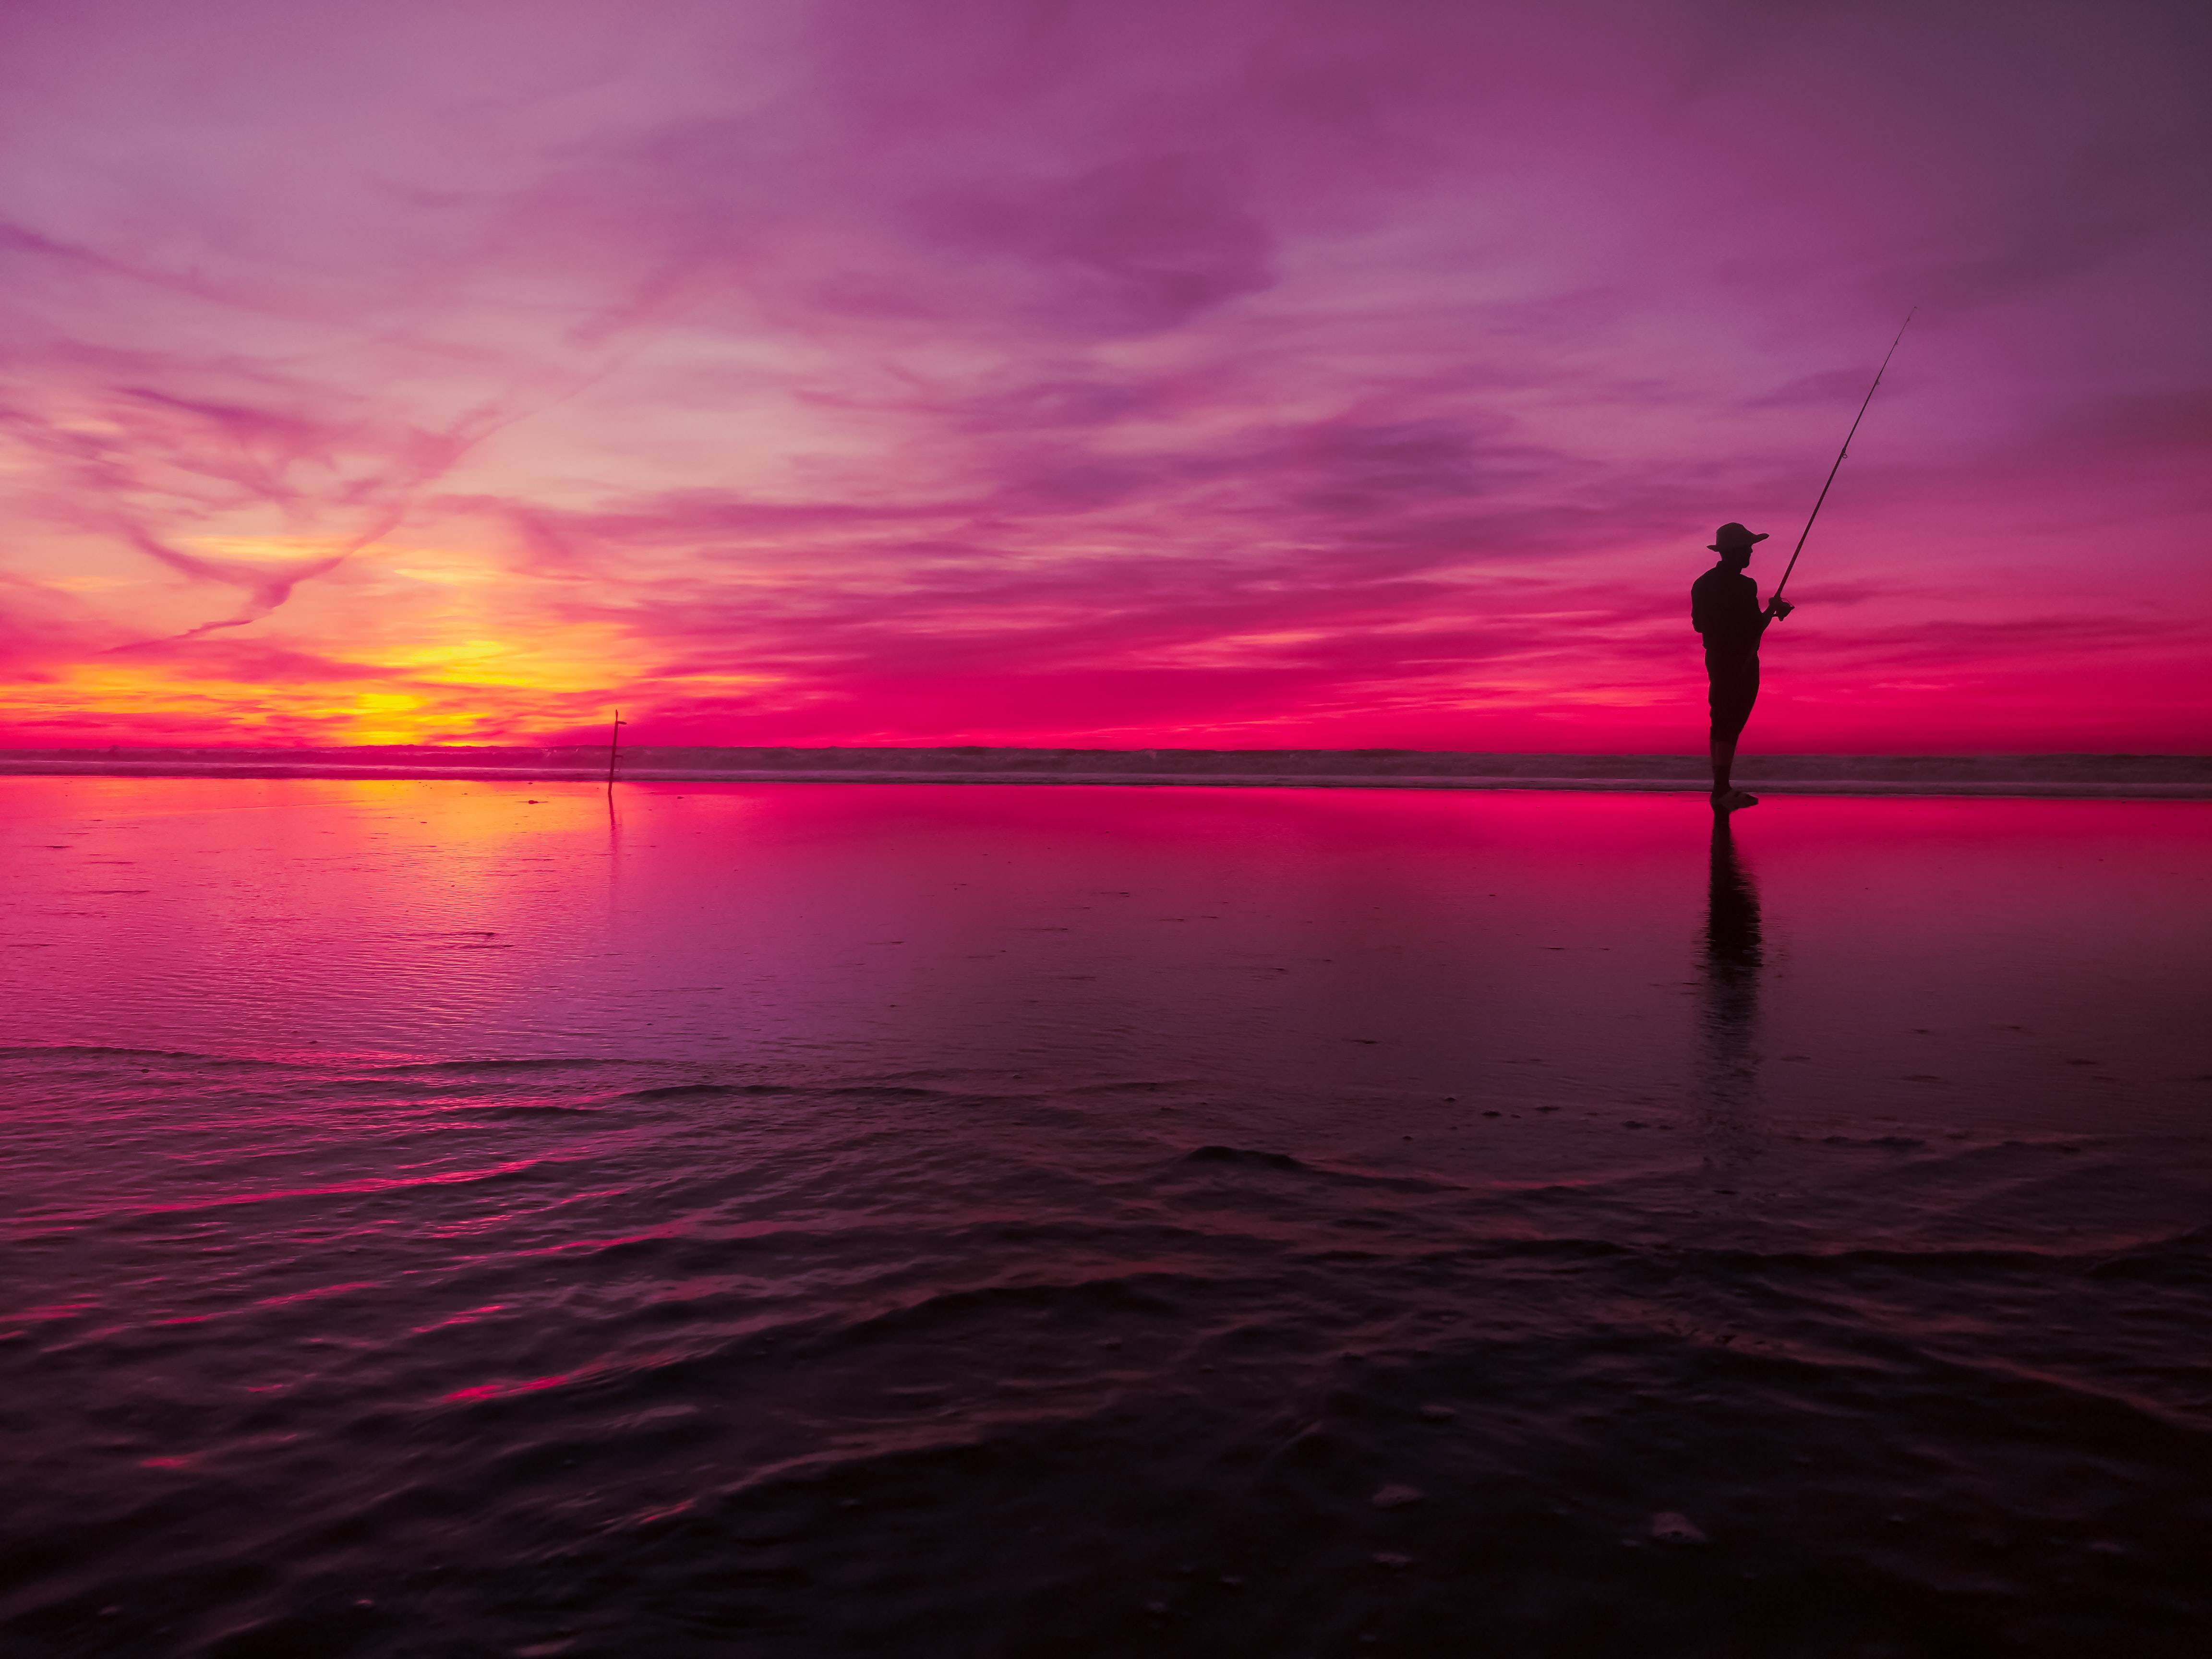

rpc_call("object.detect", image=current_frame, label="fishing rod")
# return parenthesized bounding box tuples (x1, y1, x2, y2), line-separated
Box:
(1771, 309, 1915, 605)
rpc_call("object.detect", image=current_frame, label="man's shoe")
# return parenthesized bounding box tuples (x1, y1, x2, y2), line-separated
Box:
(1711, 789, 1760, 811)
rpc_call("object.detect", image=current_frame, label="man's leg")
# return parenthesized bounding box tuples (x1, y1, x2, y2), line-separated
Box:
(1707, 655, 1759, 808)
(1710, 733, 1738, 795)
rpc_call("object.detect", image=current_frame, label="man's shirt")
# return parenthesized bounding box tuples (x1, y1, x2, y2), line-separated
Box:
(1692, 565, 1765, 660)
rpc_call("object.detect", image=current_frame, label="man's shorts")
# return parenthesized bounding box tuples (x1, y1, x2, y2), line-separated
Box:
(1707, 651, 1760, 742)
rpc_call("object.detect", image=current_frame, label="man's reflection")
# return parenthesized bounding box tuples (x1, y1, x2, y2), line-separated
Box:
(1700, 811, 1763, 1120)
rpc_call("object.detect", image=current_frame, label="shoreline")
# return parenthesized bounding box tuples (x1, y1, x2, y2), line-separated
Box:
(4, 747, 2209, 799)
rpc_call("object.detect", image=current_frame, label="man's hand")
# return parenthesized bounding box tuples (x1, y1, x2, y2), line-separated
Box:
(1767, 599, 1794, 621)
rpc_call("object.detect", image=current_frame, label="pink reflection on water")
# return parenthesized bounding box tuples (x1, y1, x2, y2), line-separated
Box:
(0, 776, 2206, 1134)
(444, 1372, 587, 1404)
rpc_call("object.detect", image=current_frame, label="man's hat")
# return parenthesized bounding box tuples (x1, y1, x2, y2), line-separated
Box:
(1709, 522, 1768, 553)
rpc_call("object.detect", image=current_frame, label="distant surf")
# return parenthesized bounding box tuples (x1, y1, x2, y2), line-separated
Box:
(2, 745, 2207, 796)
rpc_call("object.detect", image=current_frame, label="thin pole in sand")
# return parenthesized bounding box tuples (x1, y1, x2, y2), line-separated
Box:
(606, 709, 625, 790)
(1772, 309, 1915, 606)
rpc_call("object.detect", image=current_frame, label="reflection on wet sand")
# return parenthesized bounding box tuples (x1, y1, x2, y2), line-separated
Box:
(5, 781, 2212, 1657)
(1699, 810, 1763, 1130)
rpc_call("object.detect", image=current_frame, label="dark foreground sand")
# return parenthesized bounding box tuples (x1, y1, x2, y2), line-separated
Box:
(3, 745, 2208, 796)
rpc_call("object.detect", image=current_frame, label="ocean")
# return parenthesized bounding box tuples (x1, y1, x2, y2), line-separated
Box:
(4, 777, 2208, 1657)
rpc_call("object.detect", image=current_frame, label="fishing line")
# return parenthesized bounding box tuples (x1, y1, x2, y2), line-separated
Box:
(1772, 309, 1915, 604)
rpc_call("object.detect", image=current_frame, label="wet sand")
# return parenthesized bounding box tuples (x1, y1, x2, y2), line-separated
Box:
(2, 779, 2208, 1657)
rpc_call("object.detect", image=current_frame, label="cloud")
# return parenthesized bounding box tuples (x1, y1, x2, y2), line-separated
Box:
(0, 0, 2206, 750)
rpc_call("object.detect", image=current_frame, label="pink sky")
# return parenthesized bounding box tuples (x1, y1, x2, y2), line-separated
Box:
(1, 0, 2206, 753)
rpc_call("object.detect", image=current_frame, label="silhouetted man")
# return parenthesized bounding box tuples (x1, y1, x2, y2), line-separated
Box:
(1692, 522, 1791, 810)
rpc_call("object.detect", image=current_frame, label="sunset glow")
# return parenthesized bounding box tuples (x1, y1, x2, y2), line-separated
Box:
(2, 0, 2206, 753)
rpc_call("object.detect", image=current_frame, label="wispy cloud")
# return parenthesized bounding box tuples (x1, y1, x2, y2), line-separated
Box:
(0, 0, 2205, 750)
